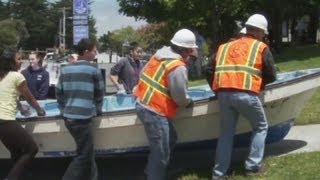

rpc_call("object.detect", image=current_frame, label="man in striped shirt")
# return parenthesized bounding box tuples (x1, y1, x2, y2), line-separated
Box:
(56, 38, 105, 180)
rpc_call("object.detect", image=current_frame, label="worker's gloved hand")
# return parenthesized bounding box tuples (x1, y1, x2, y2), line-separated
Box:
(185, 98, 194, 108)
(116, 84, 127, 95)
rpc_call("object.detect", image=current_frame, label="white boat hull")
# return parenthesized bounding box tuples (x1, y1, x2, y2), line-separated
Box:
(0, 69, 319, 158)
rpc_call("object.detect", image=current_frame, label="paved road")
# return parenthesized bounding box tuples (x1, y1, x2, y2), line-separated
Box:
(0, 124, 319, 179)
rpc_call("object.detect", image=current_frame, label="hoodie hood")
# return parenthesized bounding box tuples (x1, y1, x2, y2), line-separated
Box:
(154, 46, 182, 61)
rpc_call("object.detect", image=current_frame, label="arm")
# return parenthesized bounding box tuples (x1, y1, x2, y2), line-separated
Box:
(94, 69, 105, 115)
(109, 74, 120, 88)
(168, 66, 190, 107)
(109, 60, 125, 89)
(18, 81, 45, 116)
(262, 48, 277, 86)
(204, 54, 216, 88)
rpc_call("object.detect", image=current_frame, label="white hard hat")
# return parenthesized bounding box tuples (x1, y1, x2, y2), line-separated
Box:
(239, 27, 246, 34)
(245, 14, 268, 32)
(170, 29, 198, 48)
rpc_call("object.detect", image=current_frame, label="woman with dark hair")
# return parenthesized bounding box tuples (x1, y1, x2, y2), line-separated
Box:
(0, 48, 46, 180)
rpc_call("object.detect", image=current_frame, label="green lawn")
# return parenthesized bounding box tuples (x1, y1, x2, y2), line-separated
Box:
(176, 152, 320, 180)
(181, 45, 320, 179)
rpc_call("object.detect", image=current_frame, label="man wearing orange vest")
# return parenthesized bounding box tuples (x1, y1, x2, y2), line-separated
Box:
(211, 14, 277, 179)
(134, 29, 197, 180)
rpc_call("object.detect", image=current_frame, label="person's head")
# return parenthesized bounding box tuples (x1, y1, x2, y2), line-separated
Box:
(76, 38, 97, 61)
(129, 41, 142, 61)
(0, 48, 19, 77)
(170, 28, 198, 60)
(29, 52, 43, 69)
(245, 14, 268, 41)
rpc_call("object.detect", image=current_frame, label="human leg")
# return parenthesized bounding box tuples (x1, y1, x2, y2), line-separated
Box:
(136, 103, 172, 180)
(62, 119, 97, 180)
(234, 93, 268, 170)
(212, 92, 239, 177)
(0, 120, 38, 180)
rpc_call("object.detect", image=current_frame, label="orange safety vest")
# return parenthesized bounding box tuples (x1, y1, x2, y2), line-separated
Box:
(134, 56, 185, 118)
(212, 36, 267, 94)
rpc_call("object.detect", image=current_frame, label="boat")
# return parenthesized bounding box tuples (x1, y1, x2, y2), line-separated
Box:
(0, 68, 320, 159)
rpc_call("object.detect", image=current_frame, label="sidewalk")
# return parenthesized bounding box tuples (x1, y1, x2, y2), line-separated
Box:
(265, 124, 320, 156)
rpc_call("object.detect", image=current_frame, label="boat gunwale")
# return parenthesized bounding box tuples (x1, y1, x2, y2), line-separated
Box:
(17, 69, 320, 122)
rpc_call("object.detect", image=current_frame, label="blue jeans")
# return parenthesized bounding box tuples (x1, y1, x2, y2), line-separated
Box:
(135, 103, 177, 180)
(213, 91, 268, 177)
(63, 119, 98, 180)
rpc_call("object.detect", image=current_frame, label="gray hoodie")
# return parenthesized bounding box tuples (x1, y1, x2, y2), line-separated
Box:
(137, 46, 190, 116)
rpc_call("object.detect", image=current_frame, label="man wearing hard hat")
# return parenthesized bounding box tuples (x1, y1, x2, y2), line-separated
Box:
(211, 14, 277, 179)
(134, 29, 197, 180)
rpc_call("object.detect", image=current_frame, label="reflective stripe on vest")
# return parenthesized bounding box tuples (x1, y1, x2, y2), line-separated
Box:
(140, 60, 174, 104)
(134, 56, 185, 118)
(213, 37, 266, 93)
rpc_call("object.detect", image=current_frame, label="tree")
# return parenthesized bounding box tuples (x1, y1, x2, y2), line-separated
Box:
(117, 0, 250, 51)
(109, 26, 139, 56)
(98, 31, 117, 63)
(117, 0, 320, 53)
(8, 0, 55, 49)
(51, 0, 97, 50)
(0, 1, 10, 20)
(136, 22, 172, 52)
(0, 19, 29, 52)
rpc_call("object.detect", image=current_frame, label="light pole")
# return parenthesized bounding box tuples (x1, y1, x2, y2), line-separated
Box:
(59, 7, 70, 51)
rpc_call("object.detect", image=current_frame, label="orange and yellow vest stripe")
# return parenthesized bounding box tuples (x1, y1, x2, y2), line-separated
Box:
(134, 56, 185, 118)
(212, 36, 267, 94)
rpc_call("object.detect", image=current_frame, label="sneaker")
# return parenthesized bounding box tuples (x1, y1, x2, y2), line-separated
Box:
(245, 164, 266, 176)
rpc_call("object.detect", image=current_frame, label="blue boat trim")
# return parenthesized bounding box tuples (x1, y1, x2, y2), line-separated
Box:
(41, 118, 294, 158)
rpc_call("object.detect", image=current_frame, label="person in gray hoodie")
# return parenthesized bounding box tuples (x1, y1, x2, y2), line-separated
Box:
(134, 29, 197, 180)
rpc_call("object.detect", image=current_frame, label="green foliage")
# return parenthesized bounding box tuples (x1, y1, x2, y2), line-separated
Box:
(117, 0, 320, 52)
(0, 19, 29, 52)
(136, 23, 173, 52)
(176, 152, 320, 179)
(8, 0, 55, 49)
(108, 26, 139, 55)
(0, 0, 97, 50)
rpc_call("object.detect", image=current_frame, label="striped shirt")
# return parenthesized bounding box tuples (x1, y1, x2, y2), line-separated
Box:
(56, 60, 105, 120)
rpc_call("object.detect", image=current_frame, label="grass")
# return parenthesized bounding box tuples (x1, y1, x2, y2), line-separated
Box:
(180, 45, 320, 179)
(176, 151, 320, 180)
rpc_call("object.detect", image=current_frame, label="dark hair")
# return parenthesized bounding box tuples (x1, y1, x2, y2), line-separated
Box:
(170, 43, 184, 54)
(129, 41, 139, 51)
(76, 38, 96, 56)
(0, 48, 17, 78)
(245, 25, 263, 33)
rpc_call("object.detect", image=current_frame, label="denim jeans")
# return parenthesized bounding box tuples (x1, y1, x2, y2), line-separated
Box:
(135, 103, 177, 180)
(63, 119, 98, 180)
(213, 91, 268, 177)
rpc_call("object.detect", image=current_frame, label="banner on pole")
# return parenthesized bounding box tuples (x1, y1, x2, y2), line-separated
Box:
(73, 0, 89, 45)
